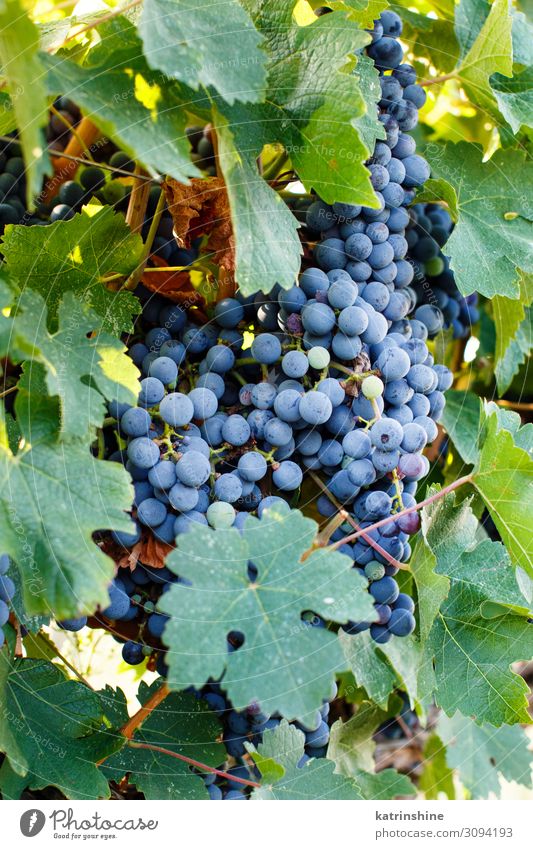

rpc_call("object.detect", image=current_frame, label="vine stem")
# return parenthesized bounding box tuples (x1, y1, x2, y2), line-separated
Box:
(120, 683, 171, 739)
(124, 189, 166, 290)
(308, 471, 407, 571)
(126, 742, 261, 788)
(332, 473, 474, 549)
(126, 165, 152, 235)
(496, 399, 533, 412)
(0, 385, 17, 399)
(419, 72, 457, 88)
(55, 0, 143, 49)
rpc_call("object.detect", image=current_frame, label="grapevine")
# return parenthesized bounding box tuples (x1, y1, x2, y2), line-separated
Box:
(0, 0, 531, 810)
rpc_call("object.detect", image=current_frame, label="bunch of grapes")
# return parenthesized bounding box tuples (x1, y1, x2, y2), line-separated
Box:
(407, 203, 479, 338)
(0, 555, 15, 648)
(36, 9, 455, 798)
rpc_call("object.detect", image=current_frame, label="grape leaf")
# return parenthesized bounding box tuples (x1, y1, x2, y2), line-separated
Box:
(420, 493, 533, 725)
(339, 630, 396, 709)
(425, 143, 533, 299)
(354, 768, 415, 800)
(327, 701, 387, 774)
(43, 17, 201, 185)
(0, 657, 121, 799)
(218, 3, 376, 207)
(322, 0, 389, 28)
(454, 0, 490, 59)
(412, 177, 459, 220)
(160, 507, 376, 723)
(491, 68, 533, 133)
(139, 0, 267, 104)
(14, 364, 61, 446)
(2, 206, 143, 334)
(249, 721, 363, 800)
(0, 0, 50, 205)
(512, 10, 533, 67)
(419, 734, 456, 800)
(0, 409, 134, 618)
(494, 305, 533, 394)
(472, 411, 533, 576)
(319, 702, 415, 798)
(214, 108, 302, 295)
(1, 289, 139, 440)
(439, 389, 481, 465)
(493, 275, 533, 393)
(455, 0, 513, 116)
(410, 491, 533, 725)
(438, 712, 533, 799)
(353, 54, 387, 154)
(102, 682, 225, 800)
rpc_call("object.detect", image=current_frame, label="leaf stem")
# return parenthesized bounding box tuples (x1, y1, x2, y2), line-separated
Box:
(125, 165, 153, 235)
(332, 473, 474, 548)
(419, 72, 457, 88)
(120, 683, 170, 739)
(124, 188, 166, 290)
(0, 385, 17, 399)
(308, 471, 407, 570)
(126, 741, 261, 788)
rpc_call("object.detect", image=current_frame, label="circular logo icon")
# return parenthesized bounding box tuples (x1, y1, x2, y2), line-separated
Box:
(20, 810, 46, 837)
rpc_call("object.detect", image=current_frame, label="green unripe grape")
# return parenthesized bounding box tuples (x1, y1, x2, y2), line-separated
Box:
(142, 645, 152, 657)
(425, 256, 445, 277)
(207, 501, 235, 529)
(361, 375, 384, 399)
(364, 561, 386, 582)
(100, 180, 127, 205)
(308, 346, 330, 370)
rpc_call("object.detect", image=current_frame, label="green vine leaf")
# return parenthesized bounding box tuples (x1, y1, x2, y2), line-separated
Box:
(102, 682, 225, 800)
(419, 734, 456, 800)
(425, 142, 533, 299)
(438, 712, 533, 799)
(493, 274, 533, 394)
(327, 701, 387, 774)
(1, 289, 139, 440)
(214, 108, 302, 296)
(161, 507, 376, 723)
(353, 54, 387, 154)
(249, 721, 363, 800)
(472, 411, 533, 575)
(0, 657, 121, 799)
(0, 0, 50, 205)
(139, 0, 267, 104)
(439, 389, 481, 465)
(455, 0, 513, 117)
(43, 17, 201, 185)
(491, 67, 533, 134)
(218, 2, 377, 207)
(416, 492, 533, 725)
(2, 206, 143, 334)
(0, 408, 134, 619)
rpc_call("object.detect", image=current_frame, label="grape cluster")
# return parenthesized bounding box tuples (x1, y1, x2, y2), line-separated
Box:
(407, 203, 479, 338)
(189, 681, 334, 799)
(0, 555, 15, 648)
